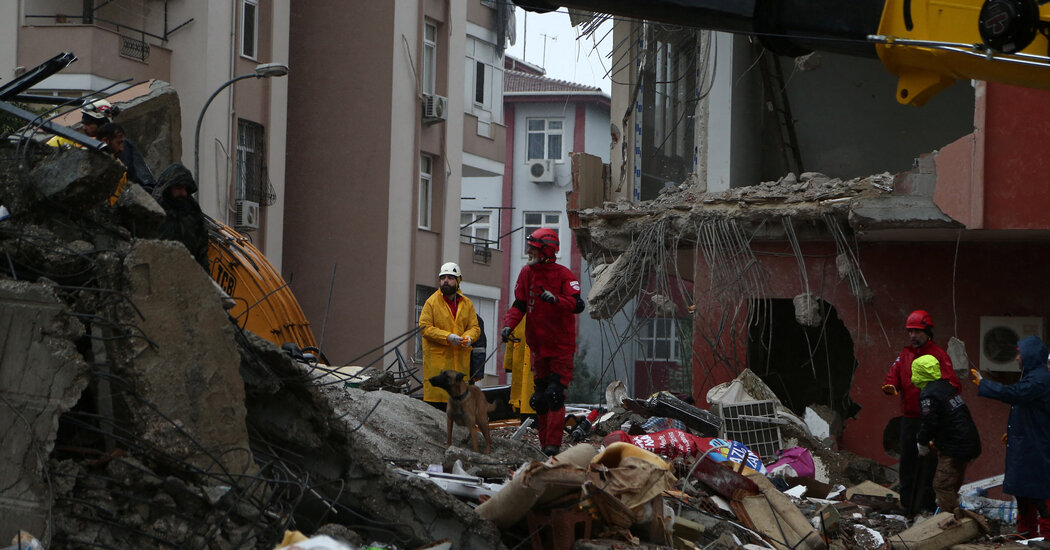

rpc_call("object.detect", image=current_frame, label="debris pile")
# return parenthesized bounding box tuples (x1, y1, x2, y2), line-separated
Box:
(0, 103, 1022, 550)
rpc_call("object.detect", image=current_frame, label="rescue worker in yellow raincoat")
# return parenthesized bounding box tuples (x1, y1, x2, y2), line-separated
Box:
(503, 318, 535, 415)
(419, 262, 481, 408)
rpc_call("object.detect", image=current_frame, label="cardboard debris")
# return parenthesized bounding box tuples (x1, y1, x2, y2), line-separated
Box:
(744, 473, 826, 550)
(888, 512, 981, 550)
(845, 480, 899, 501)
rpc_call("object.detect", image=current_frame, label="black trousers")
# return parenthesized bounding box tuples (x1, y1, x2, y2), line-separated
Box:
(899, 416, 938, 514)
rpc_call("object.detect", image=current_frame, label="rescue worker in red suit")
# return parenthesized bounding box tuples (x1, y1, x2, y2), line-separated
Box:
(501, 228, 585, 456)
(881, 310, 962, 515)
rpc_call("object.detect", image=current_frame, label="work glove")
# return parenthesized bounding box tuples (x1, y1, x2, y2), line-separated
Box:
(460, 336, 472, 348)
(881, 384, 898, 396)
(970, 368, 983, 387)
(500, 326, 513, 343)
(539, 289, 557, 304)
(917, 443, 930, 457)
(447, 333, 463, 346)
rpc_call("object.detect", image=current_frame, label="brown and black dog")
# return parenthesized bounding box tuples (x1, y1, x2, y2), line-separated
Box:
(428, 370, 492, 454)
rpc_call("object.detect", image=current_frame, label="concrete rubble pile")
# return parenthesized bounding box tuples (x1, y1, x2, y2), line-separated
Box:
(0, 99, 514, 549)
(0, 99, 1023, 550)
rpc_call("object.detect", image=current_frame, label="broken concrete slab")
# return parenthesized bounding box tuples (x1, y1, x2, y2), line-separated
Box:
(849, 195, 962, 233)
(242, 337, 508, 549)
(0, 280, 88, 542)
(113, 239, 254, 475)
(28, 147, 125, 205)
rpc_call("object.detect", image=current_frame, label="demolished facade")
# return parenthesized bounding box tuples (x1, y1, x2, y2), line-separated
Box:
(572, 63, 1050, 491)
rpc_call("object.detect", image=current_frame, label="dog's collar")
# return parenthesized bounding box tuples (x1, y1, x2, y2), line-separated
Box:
(451, 389, 469, 401)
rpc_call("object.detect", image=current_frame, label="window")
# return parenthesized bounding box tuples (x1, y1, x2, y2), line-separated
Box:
(418, 155, 433, 230)
(423, 21, 437, 95)
(522, 211, 559, 256)
(414, 285, 437, 362)
(460, 211, 493, 246)
(526, 118, 564, 161)
(236, 119, 265, 202)
(240, 0, 258, 59)
(465, 36, 504, 125)
(639, 318, 679, 361)
(639, 28, 697, 200)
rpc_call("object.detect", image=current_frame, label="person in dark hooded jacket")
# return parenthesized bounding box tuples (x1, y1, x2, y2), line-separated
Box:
(973, 335, 1050, 538)
(153, 163, 210, 271)
(912, 354, 981, 514)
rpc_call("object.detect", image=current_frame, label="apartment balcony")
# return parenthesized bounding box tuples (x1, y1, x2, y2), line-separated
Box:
(17, 24, 172, 90)
(459, 241, 503, 288)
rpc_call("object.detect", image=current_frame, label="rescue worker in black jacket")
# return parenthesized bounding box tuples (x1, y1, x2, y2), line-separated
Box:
(153, 163, 210, 271)
(912, 354, 981, 514)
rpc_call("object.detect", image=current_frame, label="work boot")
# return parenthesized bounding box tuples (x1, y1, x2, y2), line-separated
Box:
(542, 445, 561, 457)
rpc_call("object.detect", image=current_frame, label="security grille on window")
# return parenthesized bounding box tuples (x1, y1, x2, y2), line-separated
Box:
(526, 118, 563, 161)
(639, 318, 679, 361)
(522, 212, 559, 256)
(460, 211, 493, 246)
(419, 155, 433, 230)
(236, 119, 266, 203)
(414, 285, 437, 362)
(423, 22, 437, 96)
(241, 0, 258, 58)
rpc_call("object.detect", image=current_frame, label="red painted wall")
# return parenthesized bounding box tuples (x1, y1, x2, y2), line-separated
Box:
(691, 239, 1050, 482)
(982, 83, 1050, 230)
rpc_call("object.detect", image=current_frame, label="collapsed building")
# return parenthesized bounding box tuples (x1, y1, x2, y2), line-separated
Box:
(567, 77, 1050, 491)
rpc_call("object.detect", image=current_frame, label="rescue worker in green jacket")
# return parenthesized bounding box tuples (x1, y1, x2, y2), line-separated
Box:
(419, 262, 481, 408)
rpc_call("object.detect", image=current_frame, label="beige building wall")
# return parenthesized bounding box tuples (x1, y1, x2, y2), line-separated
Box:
(10, 0, 288, 265)
(0, 3, 19, 85)
(285, 0, 504, 365)
(285, 2, 397, 362)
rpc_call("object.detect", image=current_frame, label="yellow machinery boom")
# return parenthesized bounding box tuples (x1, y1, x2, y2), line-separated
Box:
(206, 217, 318, 351)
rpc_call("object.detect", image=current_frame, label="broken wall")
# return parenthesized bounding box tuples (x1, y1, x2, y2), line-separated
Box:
(0, 281, 88, 540)
(690, 238, 1050, 484)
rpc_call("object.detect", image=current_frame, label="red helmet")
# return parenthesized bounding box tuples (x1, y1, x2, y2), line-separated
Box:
(526, 228, 559, 258)
(905, 310, 934, 330)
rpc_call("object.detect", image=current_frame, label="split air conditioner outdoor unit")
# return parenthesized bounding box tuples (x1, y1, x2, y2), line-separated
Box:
(527, 159, 555, 183)
(979, 315, 1044, 371)
(422, 93, 448, 123)
(235, 199, 260, 232)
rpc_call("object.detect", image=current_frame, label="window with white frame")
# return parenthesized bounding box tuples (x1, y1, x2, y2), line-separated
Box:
(240, 0, 258, 59)
(526, 118, 564, 161)
(465, 36, 504, 119)
(522, 211, 559, 256)
(423, 21, 437, 95)
(414, 285, 437, 362)
(639, 318, 679, 361)
(461, 211, 493, 246)
(418, 155, 433, 230)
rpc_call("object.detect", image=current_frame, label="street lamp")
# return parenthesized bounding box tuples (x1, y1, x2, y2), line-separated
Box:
(193, 62, 290, 184)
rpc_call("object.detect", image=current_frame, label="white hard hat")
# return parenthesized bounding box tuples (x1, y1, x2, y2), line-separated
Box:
(438, 262, 461, 279)
(81, 99, 115, 121)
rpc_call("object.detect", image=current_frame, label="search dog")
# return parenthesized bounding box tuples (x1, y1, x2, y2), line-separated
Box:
(428, 370, 492, 454)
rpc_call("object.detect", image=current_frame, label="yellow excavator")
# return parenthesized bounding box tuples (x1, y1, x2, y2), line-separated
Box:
(514, 0, 1050, 106)
(206, 217, 319, 354)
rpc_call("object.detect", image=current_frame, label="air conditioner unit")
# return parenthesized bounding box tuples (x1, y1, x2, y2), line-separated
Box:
(979, 316, 1044, 371)
(527, 159, 555, 183)
(422, 93, 448, 123)
(235, 199, 260, 232)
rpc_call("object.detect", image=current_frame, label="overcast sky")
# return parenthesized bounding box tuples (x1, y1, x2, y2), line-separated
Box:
(504, 8, 613, 95)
